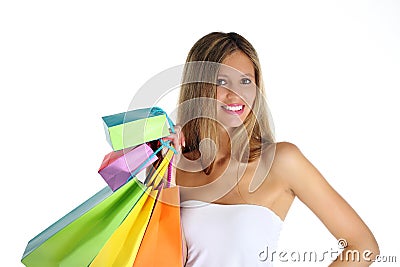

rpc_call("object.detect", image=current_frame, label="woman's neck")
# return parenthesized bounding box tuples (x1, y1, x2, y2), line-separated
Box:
(215, 126, 233, 163)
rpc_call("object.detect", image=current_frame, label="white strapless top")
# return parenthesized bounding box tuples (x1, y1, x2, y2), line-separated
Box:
(180, 200, 283, 267)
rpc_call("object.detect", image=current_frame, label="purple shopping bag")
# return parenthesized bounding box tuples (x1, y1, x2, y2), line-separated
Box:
(98, 143, 158, 191)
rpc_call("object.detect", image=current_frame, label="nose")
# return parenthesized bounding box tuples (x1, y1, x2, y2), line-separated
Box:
(221, 85, 243, 101)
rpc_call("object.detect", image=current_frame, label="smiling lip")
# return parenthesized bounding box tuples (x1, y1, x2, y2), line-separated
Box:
(221, 104, 245, 115)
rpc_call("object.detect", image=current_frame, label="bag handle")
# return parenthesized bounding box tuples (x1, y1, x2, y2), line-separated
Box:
(129, 138, 176, 177)
(128, 106, 178, 182)
(147, 149, 175, 188)
(167, 155, 174, 187)
(150, 107, 176, 188)
(150, 106, 176, 135)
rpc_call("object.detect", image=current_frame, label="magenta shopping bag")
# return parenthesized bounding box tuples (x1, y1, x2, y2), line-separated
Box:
(98, 143, 158, 191)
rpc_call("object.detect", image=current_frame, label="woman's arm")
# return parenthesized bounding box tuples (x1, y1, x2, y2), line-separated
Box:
(273, 142, 379, 266)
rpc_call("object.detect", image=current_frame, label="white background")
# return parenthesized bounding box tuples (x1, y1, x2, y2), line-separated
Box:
(1, 0, 399, 266)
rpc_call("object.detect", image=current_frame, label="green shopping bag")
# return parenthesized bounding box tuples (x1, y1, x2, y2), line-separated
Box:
(21, 177, 147, 267)
(102, 107, 172, 151)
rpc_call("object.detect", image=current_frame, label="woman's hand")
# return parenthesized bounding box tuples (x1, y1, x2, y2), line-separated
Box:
(162, 124, 186, 154)
(159, 125, 185, 186)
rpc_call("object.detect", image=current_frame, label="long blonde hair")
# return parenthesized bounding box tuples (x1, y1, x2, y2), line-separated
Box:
(177, 32, 275, 175)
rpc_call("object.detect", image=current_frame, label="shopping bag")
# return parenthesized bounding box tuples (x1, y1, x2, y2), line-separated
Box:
(133, 185, 183, 267)
(90, 149, 175, 267)
(102, 107, 173, 151)
(21, 177, 147, 267)
(89, 187, 157, 267)
(21, 147, 174, 267)
(89, 148, 174, 266)
(98, 143, 158, 191)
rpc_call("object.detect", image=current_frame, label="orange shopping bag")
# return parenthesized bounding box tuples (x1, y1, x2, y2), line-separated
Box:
(133, 185, 183, 267)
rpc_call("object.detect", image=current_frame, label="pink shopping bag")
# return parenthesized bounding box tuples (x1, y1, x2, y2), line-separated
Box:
(98, 143, 157, 191)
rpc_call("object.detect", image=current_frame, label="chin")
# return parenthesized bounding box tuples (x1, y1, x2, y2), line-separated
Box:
(217, 112, 250, 129)
(217, 118, 246, 129)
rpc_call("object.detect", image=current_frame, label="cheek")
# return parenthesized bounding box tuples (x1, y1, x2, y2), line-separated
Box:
(216, 88, 224, 101)
(242, 88, 257, 107)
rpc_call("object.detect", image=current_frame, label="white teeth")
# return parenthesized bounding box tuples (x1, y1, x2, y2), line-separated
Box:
(223, 105, 243, 111)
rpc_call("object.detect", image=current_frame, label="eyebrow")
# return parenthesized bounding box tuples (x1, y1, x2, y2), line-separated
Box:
(242, 73, 255, 78)
(217, 73, 255, 78)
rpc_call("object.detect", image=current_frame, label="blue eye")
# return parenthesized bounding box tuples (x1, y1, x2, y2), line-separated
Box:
(217, 79, 227, 86)
(241, 78, 252, 85)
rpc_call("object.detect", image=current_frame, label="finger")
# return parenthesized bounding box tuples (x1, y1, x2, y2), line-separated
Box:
(169, 124, 182, 134)
(163, 135, 181, 153)
(164, 125, 185, 152)
(175, 124, 182, 132)
(173, 125, 185, 147)
(174, 125, 181, 141)
(172, 135, 181, 153)
(180, 132, 186, 148)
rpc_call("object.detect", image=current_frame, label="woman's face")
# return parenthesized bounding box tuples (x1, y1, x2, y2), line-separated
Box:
(216, 51, 257, 129)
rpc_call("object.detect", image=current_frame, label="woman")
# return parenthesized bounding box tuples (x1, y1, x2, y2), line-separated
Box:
(162, 32, 379, 266)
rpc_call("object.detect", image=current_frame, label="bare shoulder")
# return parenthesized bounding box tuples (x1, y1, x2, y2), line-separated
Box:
(273, 141, 303, 164)
(268, 141, 304, 171)
(270, 141, 333, 197)
(267, 141, 311, 187)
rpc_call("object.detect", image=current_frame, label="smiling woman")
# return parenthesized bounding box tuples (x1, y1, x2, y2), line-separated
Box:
(158, 32, 379, 267)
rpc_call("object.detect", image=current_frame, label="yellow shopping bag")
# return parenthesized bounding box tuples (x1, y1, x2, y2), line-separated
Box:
(89, 187, 157, 267)
(89, 149, 174, 267)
